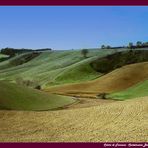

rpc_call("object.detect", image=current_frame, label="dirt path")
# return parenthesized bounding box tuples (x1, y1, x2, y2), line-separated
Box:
(0, 97, 147, 142)
(59, 97, 115, 110)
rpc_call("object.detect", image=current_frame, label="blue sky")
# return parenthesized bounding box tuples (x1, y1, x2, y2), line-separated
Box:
(0, 6, 148, 50)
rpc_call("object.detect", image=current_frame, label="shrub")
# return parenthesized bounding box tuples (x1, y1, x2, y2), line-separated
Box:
(101, 45, 105, 49)
(136, 41, 142, 47)
(81, 49, 89, 58)
(34, 85, 41, 90)
(97, 93, 107, 99)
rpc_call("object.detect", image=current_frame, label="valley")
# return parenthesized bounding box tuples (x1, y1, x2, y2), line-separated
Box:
(0, 48, 148, 142)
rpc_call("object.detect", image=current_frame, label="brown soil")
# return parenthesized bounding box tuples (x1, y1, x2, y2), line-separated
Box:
(0, 97, 147, 142)
(45, 62, 148, 97)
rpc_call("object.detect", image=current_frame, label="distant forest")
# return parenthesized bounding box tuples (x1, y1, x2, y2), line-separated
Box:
(1, 41, 148, 57)
(0, 48, 52, 57)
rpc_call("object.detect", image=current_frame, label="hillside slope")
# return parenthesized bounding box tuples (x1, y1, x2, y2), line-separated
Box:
(0, 81, 74, 111)
(91, 49, 148, 73)
(46, 62, 148, 96)
(0, 49, 115, 87)
(108, 80, 148, 100)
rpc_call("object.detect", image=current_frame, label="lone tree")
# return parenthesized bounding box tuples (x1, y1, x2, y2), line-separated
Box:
(101, 45, 105, 49)
(81, 49, 89, 58)
(136, 41, 142, 47)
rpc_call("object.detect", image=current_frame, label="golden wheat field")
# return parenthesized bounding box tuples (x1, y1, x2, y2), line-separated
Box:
(0, 97, 147, 142)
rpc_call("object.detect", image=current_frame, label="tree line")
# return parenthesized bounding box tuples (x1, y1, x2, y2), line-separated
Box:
(101, 41, 148, 49)
(0, 47, 52, 57)
(81, 41, 148, 58)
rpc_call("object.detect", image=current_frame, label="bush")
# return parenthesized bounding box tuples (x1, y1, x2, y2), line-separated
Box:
(34, 85, 41, 90)
(97, 93, 107, 99)
(81, 49, 89, 58)
(101, 45, 105, 49)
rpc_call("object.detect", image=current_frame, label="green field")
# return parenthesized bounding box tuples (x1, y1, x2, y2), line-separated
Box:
(0, 49, 117, 88)
(108, 80, 148, 100)
(0, 81, 75, 110)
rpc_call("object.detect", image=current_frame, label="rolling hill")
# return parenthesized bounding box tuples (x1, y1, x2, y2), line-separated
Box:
(0, 49, 116, 87)
(45, 62, 148, 97)
(0, 48, 148, 142)
(107, 80, 148, 100)
(0, 81, 75, 111)
(91, 49, 148, 73)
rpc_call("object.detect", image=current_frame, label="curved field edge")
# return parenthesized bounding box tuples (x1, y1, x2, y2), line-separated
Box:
(45, 62, 148, 97)
(0, 97, 147, 142)
(0, 81, 75, 111)
(107, 80, 148, 100)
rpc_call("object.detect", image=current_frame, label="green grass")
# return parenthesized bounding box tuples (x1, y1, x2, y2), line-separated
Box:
(0, 81, 75, 110)
(0, 49, 116, 88)
(108, 80, 148, 100)
(52, 56, 102, 85)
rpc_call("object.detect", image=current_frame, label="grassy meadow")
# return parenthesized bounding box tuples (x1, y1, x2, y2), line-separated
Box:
(0, 81, 75, 110)
(108, 80, 148, 100)
(0, 49, 117, 87)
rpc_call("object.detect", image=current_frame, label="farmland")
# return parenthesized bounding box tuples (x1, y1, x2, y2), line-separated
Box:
(0, 49, 117, 87)
(0, 97, 147, 142)
(0, 48, 148, 142)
